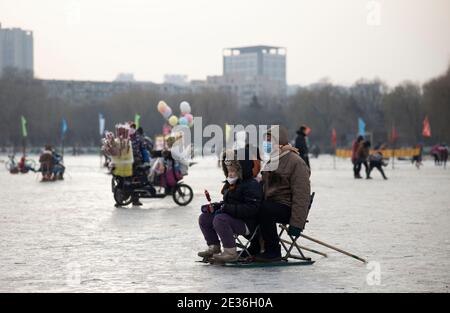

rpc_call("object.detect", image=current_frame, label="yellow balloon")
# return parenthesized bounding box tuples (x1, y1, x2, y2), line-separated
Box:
(168, 115, 178, 127)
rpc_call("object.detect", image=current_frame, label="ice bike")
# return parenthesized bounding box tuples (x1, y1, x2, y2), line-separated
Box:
(111, 165, 193, 207)
(5, 154, 37, 172)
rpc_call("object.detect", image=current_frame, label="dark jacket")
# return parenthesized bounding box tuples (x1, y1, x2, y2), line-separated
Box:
(357, 142, 370, 161)
(130, 133, 147, 165)
(221, 178, 263, 234)
(295, 131, 308, 157)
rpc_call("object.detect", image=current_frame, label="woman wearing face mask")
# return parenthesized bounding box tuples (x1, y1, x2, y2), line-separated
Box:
(198, 155, 263, 263)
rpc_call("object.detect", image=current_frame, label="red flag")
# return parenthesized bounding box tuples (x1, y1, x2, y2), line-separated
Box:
(389, 125, 398, 143)
(331, 128, 337, 147)
(422, 116, 431, 137)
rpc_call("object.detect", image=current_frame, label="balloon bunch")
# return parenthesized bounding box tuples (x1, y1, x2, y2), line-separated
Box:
(157, 100, 194, 129)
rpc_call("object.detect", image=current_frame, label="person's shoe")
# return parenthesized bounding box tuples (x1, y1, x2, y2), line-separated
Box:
(254, 250, 282, 263)
(354, 175, 362, 179)
(198, 245, 221, 258)
(366, 176, 372, 179)
(132, 201, 143, 206)
(212, 247, 239, 263)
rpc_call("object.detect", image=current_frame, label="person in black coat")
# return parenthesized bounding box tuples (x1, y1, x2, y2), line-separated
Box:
(198, 156, 262, 262)
(295, 126, 310, 168)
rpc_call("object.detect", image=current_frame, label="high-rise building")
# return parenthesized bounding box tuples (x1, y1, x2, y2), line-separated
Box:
(0, 23, 34, 77)
(221, 45, 287, 106)
(223, 45, 286, 84)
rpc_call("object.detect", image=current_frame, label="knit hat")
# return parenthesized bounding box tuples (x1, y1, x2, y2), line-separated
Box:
(224, 159, 242, 179)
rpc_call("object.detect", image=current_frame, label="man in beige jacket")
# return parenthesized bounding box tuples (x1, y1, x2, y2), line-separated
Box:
(255, 126, 311, 262)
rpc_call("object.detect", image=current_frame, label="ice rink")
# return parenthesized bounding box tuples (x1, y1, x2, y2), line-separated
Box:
(0, 154, 449, 292)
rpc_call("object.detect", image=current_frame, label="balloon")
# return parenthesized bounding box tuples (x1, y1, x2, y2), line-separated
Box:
(180, 101, 191, 114)
(163, 124, 171, 135)
(179, 116, 188, 126)
(168, 115, 178, 127)
(185, 113, 193, 123)
(188, 121, 194, 128)
(157, 101, 167, 113)
(162, 108, 172, 120)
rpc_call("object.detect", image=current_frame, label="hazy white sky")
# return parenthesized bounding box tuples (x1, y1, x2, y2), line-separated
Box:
(1, 0, 449, 85)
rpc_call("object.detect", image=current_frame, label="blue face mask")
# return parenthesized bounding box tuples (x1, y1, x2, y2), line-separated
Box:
(263, 141, 272, 154)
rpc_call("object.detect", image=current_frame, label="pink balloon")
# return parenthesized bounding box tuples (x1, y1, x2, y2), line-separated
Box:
(185, 113, 193, 123)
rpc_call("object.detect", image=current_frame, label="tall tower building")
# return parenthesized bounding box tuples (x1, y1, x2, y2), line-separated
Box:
(221, 45, 287, 106)
(0, 23, 34, 77)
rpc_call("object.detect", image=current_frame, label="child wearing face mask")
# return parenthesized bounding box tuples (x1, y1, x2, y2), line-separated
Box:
(198, 156, 263, 263)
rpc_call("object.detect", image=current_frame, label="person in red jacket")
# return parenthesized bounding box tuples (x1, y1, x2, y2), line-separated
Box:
(351, 135, 364, 178)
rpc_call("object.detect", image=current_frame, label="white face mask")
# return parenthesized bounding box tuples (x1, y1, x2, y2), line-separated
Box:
(226, 177, 238, 185)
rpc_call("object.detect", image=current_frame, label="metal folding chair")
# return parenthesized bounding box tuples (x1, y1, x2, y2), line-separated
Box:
(277, 192, 326, 262)
(234, 225, 260, 259)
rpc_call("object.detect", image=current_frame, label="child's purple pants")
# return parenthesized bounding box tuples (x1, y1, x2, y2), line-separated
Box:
(199, 212, 247, 248)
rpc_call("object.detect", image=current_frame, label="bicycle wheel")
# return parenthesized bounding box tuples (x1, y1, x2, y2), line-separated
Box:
(5, 160, 13, 171)
(114, 188, 133, 206)
(172, 183, 193, 206)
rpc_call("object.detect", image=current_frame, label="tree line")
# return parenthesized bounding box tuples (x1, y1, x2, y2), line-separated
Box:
(0, 65, 449, 152)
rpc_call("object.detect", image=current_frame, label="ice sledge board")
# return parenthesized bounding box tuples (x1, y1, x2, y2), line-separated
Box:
(197, 258, 315, 268)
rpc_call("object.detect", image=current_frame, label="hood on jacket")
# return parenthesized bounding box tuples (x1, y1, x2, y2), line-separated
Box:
(266, 125, 289, 146)
(221, 148, 254, 181)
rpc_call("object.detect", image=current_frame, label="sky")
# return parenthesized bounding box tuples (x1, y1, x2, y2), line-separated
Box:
(1, 0, 449, 86)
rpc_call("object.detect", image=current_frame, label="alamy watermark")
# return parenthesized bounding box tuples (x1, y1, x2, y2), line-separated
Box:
(366, 1, 381, 26)
(170, 117, 282, 170)
(366, 261, 381, 286)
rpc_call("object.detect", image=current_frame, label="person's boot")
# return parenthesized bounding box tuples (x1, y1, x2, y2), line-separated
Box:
(131, 195, 143, 206)
(197, 245, 221, 258)
(212, 247, 239, 263)
(254, 246, 282, 263)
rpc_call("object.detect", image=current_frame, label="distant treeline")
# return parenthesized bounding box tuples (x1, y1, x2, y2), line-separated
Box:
(1, 66, 449, 151)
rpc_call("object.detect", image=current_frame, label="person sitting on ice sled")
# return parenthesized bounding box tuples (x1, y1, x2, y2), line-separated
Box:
(198, 155, 263, 262)
(251, 125, 311, 262)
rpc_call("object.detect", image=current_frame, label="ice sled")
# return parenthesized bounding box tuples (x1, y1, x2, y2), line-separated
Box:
(199, 193, 325, 268)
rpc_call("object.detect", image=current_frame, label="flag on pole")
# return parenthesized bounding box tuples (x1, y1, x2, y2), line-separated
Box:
(134, 114, 141, 129)
(20, 115, 28, 137)
(61, 118, 68, 137)
(358, 118, 366, 135)
(389, 125, 398, 143)
(422, 116, 431, 137)
(331, 128, 337, 147)
(99, 113, 105, 136)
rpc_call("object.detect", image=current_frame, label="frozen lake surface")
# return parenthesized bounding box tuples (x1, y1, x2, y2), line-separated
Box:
(0, 154, 449, 292)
